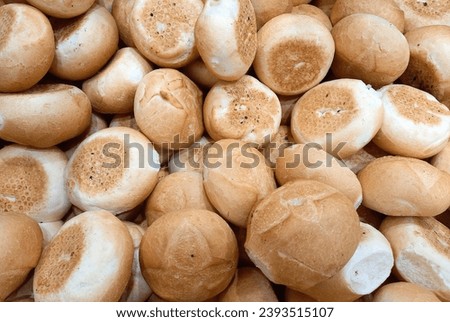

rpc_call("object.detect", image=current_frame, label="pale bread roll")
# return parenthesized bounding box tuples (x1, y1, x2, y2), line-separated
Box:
(0, 213, 42, 301)
(250, 0, 293, 29)
(111, 0, 136, 47)
(302, 223, 394, 301)
(373, 282, 441, 302)
(373, 85, 450, 159)
(139, 209, 238, 302)
(0, 4, 54, 92)
(392, 0, 450, 32)
(254, 13, 334, 96)
(380, 216, 450, 301)
(203, 75, 282, 146)
(245, 180, 361, 291)
(0, 145, 71, 222)
(182, 58, 220, 89)
(292, 4, 332, 30)
(431, 141, 450, 175)
(109, 113, 139, 131)
(39, 221, 63, 248)
(261, 125, 294, 169)
(203, 139, 277, 227)
(0, 84, 92, 148)
(26, 0, 95, 18)
(168, 136, 212, 173)
(65, 127, 160, 214)
(276, 144, 363, 208)
(358, 156, 450, 217)
(195, 0, 257, 81)
(290, 78, 384, 159)
(34, 210, 134, 301)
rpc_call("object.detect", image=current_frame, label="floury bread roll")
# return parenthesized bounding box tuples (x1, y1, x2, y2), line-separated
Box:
(253, 14, 334, 96)
(34, 210, 134, 301)
(111, 0, 136, 47)
(0, 145, 71, 222)
(203, 75, 282, 146)
(392, 0, 450, 32)
(26, 0, 95, 18)
(195, 0, 257, 81)
(250, 0, 293, 29)
(373, 282, 441, 302)
(291, 4, 332, 30)
(131, 0, 202, 68)
(0, 84, 91, 148)
(432, 141, 450, 175)
(0, 4, 54, 92)
(290, 79, 384, 159)
(203, 139, 276, 227)
(65, 127, 160, 215)
(245, 180, 361, 291)
(302, 223, 394, 302)
(139, 209, 238, 302)
(0, 213, 42, 301)
(275, 144, 362, 208)
(358, 156, 450, 217)
(373, 85, 450, 159)
(380, 217, 450, 301)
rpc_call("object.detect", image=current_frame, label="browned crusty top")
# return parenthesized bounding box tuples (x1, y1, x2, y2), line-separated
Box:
(0, 6, 14, 50)
(236, 0, 257, 65)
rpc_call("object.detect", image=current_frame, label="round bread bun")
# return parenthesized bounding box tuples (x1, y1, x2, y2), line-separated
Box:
(168, 136, 212, 173)
(39, 221, 63, 248)
(26, 0, 95, 18)
(145, 171, 215, 225)
(134, 68, 204, 150)
(50, 5, 119, 81)
(373, 282, 441, 302)
(392, 0, 450, 32)
(373, 84, 450, 159)
(131, 0, 202, 68)
(431, 140, 450, 175)
(33, 210, 134, 301)
(380, 216, 450, 301)
(139, 209, 238, 302)
(203, 139, 276, 228)
(250, 0, 293, 29)
(65, 127, 160, 215)
(245, 179, 361, 291)
(261, 125, 294, 169)
(0, 213, 42, 301)
(302, 223, 394, 301)
(111, 0, 136, 47)
(0, 4, 54, 92)
(0, 84, 92, 148)
(0, 145, 71, 222)
(83, 48, 152, 114)
(254, 13, 334, 96)
(358, 156, 450, 217)
(276, 144, 363, 208)
(290, 78, 384, 159)
(330, 0, 405, 32)
(203, 75, 282, 146)
(218, 267, 278, 302)
(331, 13, 410, 88)
(182, 58, 220, 89)
(292, 4, 332, 30)
(195, 0, 257, 81)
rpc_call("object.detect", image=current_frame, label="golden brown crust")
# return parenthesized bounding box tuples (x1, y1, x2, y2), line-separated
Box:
(26, 0, 95, 18)
(392, 0, 450, 32)
(373, 282, 441, 302)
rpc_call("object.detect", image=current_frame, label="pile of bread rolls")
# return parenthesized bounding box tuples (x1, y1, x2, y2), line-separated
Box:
(0, 0, 449, 302)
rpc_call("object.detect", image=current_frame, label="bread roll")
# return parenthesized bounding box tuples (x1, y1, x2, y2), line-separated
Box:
(254, 14, 334, 96)
(373, 282, 441, 302)
(195, 0, 257, 81)
(39, 221, 63, 248)
(203, 139, 276, 227)
(431, 141, 450, 175)
(392, 0, 450, 32)
(140, 209, 238, 301)
(292, 4, 332, 30)
(26, 0, 95, 18)
(358, 156, 450, 217)
(111, 0, 136, 47)
(380, 216, 450, 301)
(291, 78, 384, 159)
(182, 58, 220, 89)
(65, 127, 160, 214)
(276, 144, 362, 207)
(331, 14, 409, 88)
(250, 0, 293, 29)
(245, 179, 361, 291)
(0, 4, 54, 92)
(0, 84, 92, 148)
(0, 145, 71, 222)
(34, 210, 134, 301)
(0, 213, 42, 301)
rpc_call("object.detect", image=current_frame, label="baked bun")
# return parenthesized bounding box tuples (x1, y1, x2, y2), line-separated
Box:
(203, 139, 276, 227)
(292, 4, 332, 30)
(380, 216, 450, 301)
(373, 282, 441, 302)
(245, 179, 361, 291)
(431, 140, 450, 175)
(254, 14, 334, 95)
(275, 144, 362, 208)
(139, 209, 238, 301)
(0, 4, 54, 92)
(0, 84, 92, 148)
(34, 210, 134, 301)
(331, 14, 409, 88)
(203, 75, 282, 146)
(250, 0, 293, 29)
(195, 0, 257, 81)
(392, 0, 450, 32)
(0, 145, 71, 222)
(358, 156, 450, 217)
(373, 84, 450, 159)
(111, 0, 136, 47)
(0, 213, 42, 301)
(65, 127, 160, 214)
(26, 0, 95, 18)
(290, 78, 384, 159)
